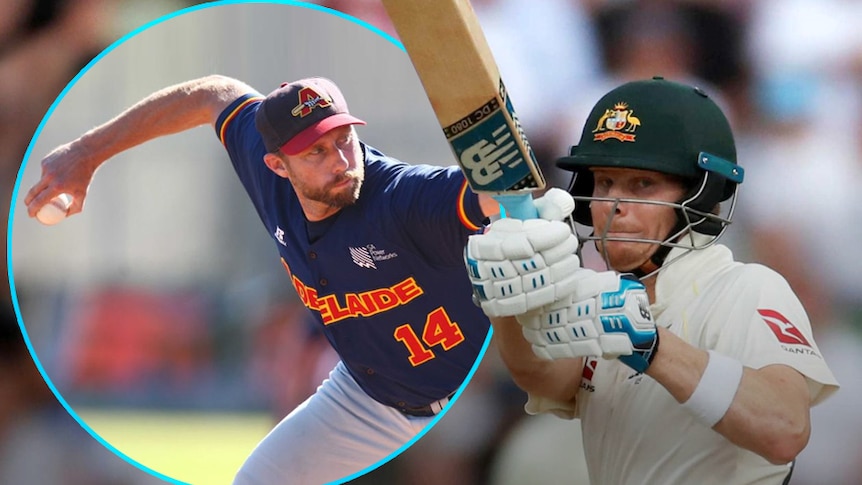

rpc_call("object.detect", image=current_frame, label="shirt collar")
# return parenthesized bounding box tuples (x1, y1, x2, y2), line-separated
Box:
(651, 232, 736, 318)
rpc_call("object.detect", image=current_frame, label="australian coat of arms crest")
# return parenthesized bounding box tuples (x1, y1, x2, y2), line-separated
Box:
(592, 102, 640, 142)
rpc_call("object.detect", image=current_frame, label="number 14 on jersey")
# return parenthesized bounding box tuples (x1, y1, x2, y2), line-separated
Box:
(393, 306, 465, 366)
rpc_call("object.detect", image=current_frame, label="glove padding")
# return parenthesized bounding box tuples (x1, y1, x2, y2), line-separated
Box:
(517, 270, 660, 373)
(465, 188, 580, 318)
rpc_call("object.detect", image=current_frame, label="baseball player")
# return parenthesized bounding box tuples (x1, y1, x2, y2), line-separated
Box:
(24, 75, 503, 484)
(465, 77, 839, 484)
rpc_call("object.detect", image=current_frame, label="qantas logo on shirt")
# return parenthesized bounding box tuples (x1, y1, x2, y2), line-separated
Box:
(579, 357, 598, 393)
(758, 309, 811, 346)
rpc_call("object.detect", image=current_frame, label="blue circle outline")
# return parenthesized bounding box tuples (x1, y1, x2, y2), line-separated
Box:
(6, 1, 493, 484)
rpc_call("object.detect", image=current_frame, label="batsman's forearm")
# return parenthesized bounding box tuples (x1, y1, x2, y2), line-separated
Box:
(491, 316, 582, 404)
(76, 75, 252, 167)
(648, 327, 811, 464)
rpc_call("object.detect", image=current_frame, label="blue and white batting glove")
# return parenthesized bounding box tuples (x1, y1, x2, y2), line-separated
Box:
(517, 270, 660, 373)
(465, 188, 580, 318)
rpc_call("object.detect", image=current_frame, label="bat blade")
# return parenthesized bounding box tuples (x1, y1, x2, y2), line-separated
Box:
(382, 0, 545, 219)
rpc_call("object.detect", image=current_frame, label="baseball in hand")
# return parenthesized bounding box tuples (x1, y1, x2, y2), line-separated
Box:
(36, 193, 72, 226)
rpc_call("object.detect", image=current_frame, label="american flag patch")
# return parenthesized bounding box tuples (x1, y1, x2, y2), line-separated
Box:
(349, 246, 377, 269)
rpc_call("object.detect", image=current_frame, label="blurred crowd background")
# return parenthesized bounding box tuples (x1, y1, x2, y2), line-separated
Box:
(2, 0, 862, 484)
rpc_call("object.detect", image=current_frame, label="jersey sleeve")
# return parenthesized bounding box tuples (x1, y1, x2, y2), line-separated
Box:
(386, 161, 487, 267)
(711, 265, 839, 406)
(214, 92, 268, 191)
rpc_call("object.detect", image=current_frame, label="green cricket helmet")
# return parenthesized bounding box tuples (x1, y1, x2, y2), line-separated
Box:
(557, 77, 744, 271)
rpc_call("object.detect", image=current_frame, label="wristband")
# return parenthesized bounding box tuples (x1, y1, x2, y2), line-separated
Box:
(681, 350, 743, 428)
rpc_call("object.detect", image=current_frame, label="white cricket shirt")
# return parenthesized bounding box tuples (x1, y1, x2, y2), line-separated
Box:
(526, 234, 839, 485)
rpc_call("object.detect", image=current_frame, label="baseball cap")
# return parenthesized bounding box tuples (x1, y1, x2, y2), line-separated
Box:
(254, 77, 366, 155)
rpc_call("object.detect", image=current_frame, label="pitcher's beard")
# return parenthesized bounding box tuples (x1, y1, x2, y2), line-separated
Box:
(315, 172, 363, 208)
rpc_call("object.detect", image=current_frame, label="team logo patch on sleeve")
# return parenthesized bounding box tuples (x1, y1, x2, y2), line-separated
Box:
(758, 309, 811, 346)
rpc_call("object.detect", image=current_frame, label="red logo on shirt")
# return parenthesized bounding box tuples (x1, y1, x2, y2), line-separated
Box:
(579, 357, 598, 392)
(758, 309, 811, 346)
(583, 357, 597, 380)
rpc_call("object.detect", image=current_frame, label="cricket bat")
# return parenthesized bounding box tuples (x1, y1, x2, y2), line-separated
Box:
(381, 0, 546, 219)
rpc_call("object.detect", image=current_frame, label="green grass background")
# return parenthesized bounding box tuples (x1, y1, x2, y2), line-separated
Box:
(77, 408, 273, 485)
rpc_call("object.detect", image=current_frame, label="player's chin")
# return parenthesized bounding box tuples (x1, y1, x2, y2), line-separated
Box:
(599, 242, 656, 272)
(328, 181, 362, 207)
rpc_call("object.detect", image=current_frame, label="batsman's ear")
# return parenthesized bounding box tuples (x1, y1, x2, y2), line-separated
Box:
(263, 152, 290, 179)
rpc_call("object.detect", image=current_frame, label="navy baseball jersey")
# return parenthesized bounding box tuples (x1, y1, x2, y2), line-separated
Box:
(215, 93, 491, 410)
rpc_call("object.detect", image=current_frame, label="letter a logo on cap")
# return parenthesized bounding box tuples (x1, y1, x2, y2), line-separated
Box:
(291, 86, 332, 118)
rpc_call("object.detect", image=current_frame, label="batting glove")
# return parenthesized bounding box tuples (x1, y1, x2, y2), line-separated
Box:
(465, 188, 580, 318)
(517, 270, 660, 373)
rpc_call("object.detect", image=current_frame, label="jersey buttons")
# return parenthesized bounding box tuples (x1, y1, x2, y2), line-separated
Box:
(319, 278, 328, 286)
(309, 251, 317, 259)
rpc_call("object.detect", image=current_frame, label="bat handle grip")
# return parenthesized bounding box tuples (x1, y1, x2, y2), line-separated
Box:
(493, 193, 538, 220)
